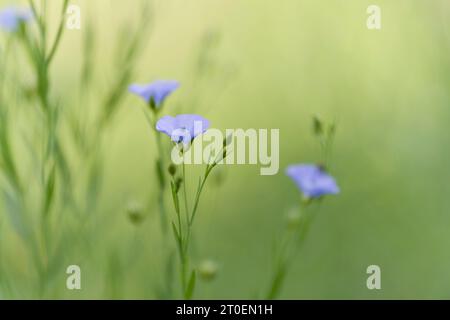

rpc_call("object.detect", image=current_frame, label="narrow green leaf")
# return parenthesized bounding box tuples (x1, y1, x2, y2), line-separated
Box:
(43, 164, 56, 217)
(184, 270, 196, 300)
(156, 159, 166, 188)
(170, 181, 180, 214)
(171, 221, 179, 240)
(267, 264, 286, 300)
(171, 222, 182, 258)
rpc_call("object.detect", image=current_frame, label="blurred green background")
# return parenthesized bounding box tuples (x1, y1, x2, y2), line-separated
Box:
(1, 0, 450, 299)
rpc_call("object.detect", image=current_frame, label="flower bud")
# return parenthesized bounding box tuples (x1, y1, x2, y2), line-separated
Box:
(175, 177, 183, 193)
(312, 115, 323, 136)
(168, 163, 177, 176)
(198, 260, 218, 281)
(148, 97, 157, 111)
(223, 134, 233, 147)
(126, 201, 145, 226)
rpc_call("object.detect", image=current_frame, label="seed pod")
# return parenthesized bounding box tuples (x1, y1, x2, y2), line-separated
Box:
(168, 163, 177, 176)
(198, 260, 218, 281)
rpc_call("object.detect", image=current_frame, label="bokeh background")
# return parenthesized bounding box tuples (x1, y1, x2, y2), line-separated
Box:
(1, 0, 450, 299)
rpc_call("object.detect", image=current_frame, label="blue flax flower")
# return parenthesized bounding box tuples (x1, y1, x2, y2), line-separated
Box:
(0, 6, 32, 32)
(128, 80, 180, 108)
(156, 114, 209, 145)
(286, 164, 339, 198)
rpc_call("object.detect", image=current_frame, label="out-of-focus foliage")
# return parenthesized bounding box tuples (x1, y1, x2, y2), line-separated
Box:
(0, 0, 450, 299)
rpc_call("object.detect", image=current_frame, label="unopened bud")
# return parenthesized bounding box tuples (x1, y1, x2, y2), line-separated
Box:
(148, 97, 157, 111)
(175, 177, 183, 193)
(223, 134, 233, 147)
(198, 260, 218, 281)
(126, 201, 145, 226)
(168, 163, 177, 176)
(312, 115, 323, 136)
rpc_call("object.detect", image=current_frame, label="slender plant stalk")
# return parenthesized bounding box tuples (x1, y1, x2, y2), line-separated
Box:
(266, 203, 317, 299)
(18, 0, 71, 297)
(170, 148, 224, 299)
(266, 117, 337, 299)
(0, 0, 153, 299)
(144, 111, 169, 233)
(46, 0, 69, 66)
(182, 161, 189, 223)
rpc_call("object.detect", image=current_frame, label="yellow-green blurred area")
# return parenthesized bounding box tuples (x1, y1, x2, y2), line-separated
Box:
(1, 0, 450, 299)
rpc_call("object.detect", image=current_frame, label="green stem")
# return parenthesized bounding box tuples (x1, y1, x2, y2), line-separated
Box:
(180, 162, 190, 296)
(189, 164, 214, 226)
(46, 0, 69, 66)
(182, 160, 189, 223)
(266, 202, 321, 299)
(25, 1, 68, 296)
(27, 0, 44, 36)
(145, 109, 168, 233)
(154, 128, 168, 233)
(169, 146, 224, 298)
